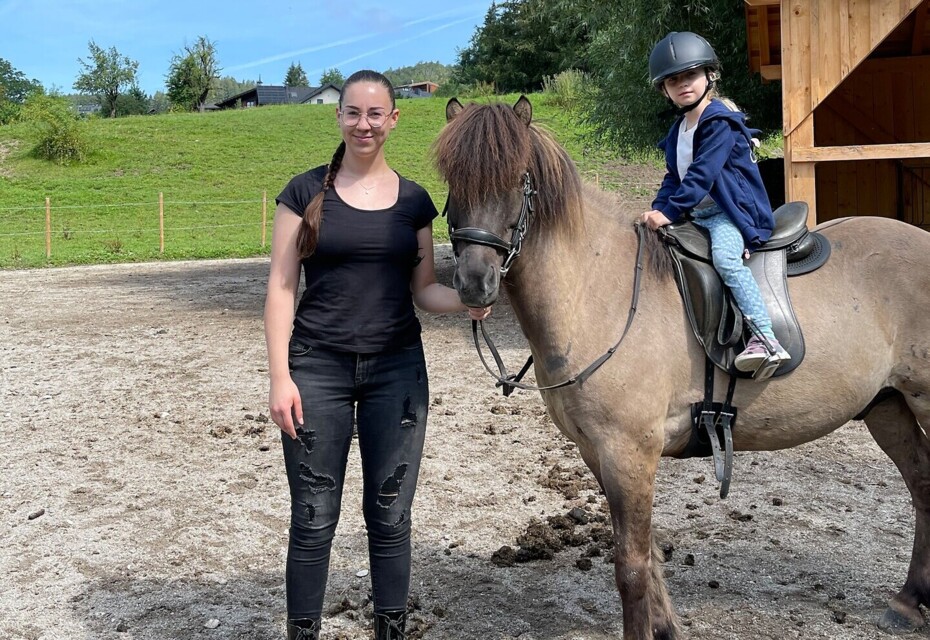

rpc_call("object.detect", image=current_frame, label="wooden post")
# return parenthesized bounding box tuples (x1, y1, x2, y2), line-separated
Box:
(159, 192, 165, 254)
(261, 190, 268, 248)
(45, 197, 51, 260)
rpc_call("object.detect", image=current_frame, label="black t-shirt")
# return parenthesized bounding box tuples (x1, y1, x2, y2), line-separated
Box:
(276, 165, 439, 353)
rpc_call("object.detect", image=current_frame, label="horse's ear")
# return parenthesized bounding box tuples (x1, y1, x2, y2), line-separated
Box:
(446, 98, 464, 122)
(513, 95, 532, 126)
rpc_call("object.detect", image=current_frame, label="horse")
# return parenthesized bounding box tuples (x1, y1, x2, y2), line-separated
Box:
(432, 95, 930, 639)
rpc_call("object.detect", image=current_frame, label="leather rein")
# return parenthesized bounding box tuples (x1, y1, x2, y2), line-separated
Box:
(446, 172, 648, 396)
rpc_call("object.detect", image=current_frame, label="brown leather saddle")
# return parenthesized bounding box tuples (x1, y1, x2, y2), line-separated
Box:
(660, 201, 831, 379)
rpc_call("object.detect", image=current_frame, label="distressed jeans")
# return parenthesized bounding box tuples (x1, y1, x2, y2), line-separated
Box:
(281, 339, 429, 619)
(692, 205, 776, 340)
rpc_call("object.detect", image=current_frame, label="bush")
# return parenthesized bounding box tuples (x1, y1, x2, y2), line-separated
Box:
(20, 93, 90, 164)
(541, 69, 589, 110)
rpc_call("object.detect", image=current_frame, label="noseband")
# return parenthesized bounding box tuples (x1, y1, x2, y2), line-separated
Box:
(447, 171, 535, 276)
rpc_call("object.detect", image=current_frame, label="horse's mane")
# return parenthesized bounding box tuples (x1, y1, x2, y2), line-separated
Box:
(432, 102, 583, 235)
(432, 100, 672, 279)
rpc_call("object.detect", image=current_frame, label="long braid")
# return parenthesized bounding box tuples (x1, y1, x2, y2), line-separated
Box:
(296, 141, 346, 258)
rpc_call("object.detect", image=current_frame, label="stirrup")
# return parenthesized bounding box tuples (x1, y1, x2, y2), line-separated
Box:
(743, 318, 780, 381)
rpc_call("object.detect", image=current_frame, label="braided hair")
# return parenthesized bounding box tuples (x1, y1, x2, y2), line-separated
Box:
(295, 70, 395, 258)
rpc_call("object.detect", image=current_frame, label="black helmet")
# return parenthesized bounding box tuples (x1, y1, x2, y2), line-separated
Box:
(649, 31, 719, 87)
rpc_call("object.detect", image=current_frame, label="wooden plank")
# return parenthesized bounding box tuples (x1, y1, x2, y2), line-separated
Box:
(814, 0, 841, 104)
(792, 141, 930, 161)
(877, 161, 899, 218)
(817, 163, 839, 220)
(761, 65, 783, 80)
(821, 97, 896, 144)
(786, 115, 818, 224)
(759, 6, 772, 66)
(892, 70, 916, 140)
(836, 161, 859, 215)
(744, 0, 779, 6)
(839, 0, 852, 77)
(784, 1, 813, 135)
(848, 0, 873, 63)
(860, 54, 930, 73)
(857, 160, 879, 214)
(912, 2, 930, 54)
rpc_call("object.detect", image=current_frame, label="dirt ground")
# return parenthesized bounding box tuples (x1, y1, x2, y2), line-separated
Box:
(0, 237, 926, 639)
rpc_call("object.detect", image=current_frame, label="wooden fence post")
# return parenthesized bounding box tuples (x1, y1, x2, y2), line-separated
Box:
(262, 190, 267, 248)
(45, 197, 51, 259)
(159, 192, 165, 254)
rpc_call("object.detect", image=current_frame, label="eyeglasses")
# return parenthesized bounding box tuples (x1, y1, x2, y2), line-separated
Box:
(339, 109, 393, 128)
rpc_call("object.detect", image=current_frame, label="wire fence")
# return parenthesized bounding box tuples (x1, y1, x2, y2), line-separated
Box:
(0, 193, 272, 268)
(0, 174, 660, 269)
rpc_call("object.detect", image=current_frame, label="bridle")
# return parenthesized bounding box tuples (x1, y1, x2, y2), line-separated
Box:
(444, 171, 647, 396)
(448, 171, 534, 276)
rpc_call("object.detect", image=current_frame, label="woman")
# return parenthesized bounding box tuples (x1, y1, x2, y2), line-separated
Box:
(264, 69, 489, 640)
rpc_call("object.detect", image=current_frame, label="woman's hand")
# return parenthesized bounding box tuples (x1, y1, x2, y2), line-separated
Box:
(640, 210, 672, 230)
(269, 378, 303, 440)
(467, 305, 492, 321)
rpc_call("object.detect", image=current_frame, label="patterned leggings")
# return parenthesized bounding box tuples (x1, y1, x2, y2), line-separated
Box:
(692, 206, 775, 340)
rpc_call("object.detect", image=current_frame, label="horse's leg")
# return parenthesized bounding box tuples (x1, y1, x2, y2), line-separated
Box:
(600, 455, 679, 640)
(862, 392, 930, 633)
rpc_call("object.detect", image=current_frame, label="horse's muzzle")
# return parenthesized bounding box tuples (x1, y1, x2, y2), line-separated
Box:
(452, 249, 501, 307)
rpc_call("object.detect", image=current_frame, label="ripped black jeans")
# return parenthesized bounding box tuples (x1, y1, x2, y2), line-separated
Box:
(282, 339, 429, 619)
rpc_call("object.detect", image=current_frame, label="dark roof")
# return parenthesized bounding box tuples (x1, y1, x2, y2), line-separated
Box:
(214, 85, 326, 109)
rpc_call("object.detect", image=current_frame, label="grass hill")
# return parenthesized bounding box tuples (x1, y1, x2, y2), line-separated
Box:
(0, 95, 658, 268)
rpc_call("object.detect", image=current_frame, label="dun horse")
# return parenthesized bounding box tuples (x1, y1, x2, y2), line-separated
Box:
(433, 96, 930, 639)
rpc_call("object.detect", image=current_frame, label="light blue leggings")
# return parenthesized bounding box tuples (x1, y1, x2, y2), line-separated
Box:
(692, 206, 776, 341)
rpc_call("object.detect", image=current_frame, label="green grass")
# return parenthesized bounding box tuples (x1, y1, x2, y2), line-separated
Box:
(0, 94, 638, 269)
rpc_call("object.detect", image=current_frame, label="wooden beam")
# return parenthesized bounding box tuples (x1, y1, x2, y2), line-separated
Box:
(744, 0, 779, 5)
(761, 64, 783, 80)
(860, 53, 930, 73)
(759, 6, 772, 66)
(792, 142, 930, 161)
(786, 114, 817, 225)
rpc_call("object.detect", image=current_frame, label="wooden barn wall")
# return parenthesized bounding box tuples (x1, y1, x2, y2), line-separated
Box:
(783, 0, 923, 136)
(812, 55, 930, 220)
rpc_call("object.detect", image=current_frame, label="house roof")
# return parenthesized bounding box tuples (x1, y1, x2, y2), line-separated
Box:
(214, 84, 341, 109)
(299, 83, 342, 103)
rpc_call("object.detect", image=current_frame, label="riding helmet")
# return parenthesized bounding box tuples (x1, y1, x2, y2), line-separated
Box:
(649, 31, 719, 87)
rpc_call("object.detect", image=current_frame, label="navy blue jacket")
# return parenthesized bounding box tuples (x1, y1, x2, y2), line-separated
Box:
(652, 99, 774, 248)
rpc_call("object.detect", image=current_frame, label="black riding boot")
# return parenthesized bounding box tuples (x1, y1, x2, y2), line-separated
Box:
(373, 610, 407, 640)
(286, 618, 320, 640)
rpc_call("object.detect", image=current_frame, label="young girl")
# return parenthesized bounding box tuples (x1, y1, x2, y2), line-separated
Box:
(264, 70, 490, 640)
(639, 31, 790, 374)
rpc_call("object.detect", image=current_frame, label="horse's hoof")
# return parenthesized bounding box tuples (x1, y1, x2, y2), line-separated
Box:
(878, 606, 925, 635)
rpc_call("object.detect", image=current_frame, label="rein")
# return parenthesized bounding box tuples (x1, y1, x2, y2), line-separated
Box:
(469, 221, 647, 396)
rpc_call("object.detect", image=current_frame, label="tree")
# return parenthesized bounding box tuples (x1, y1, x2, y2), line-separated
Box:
(451, 0, 590, 94)
(319, 68, 345, 86)
(114, 86, 149, 116)
(574, 0, 782, 152)
(209, 76, 256, 103)
(284, 62, 308, 87)
(73, 41, 139, 118)
(166, 36, 220, 112)
(383, 62, 453, 87)
(1, 58, 43, 124)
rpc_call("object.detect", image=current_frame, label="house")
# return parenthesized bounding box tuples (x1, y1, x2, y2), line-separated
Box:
(743, 0, 930, 228)
(213, 83, 341, 109)
(394, 81, 438, 98)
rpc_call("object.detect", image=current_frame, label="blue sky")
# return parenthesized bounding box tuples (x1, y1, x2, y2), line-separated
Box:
(3, 0, 493, 95)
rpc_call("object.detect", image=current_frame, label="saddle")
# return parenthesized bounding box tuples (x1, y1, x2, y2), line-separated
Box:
(661, 202, 831, 379)
(661, 202, 831, 498)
